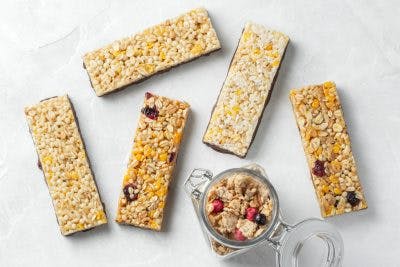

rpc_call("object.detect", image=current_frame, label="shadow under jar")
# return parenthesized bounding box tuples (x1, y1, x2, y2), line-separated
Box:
(184, 164, 343, 267)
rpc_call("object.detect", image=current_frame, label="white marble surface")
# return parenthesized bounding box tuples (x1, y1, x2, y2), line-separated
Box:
(1, 0, 399, 266)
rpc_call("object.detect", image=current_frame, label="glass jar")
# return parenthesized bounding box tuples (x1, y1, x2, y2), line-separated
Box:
(184, 163, 343, 267)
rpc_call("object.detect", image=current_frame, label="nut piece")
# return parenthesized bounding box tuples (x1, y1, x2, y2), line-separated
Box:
(24, 96, 107, 235)
(83, 8, 221, 96)
(289, 81, 367, 217)
(115, 93, 190, 231)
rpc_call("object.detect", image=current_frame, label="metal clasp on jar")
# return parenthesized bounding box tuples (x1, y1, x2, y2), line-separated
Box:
(184, 168, 213, 200)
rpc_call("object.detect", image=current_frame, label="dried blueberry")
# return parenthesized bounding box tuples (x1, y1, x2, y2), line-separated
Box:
(346, 191, 360, 206)
(312, 160, 326, 177)
(168, 152, 176, 163)
(255, 213, 267, 225)
(123, 183, 138, 202)
(141, 106, 159, 120)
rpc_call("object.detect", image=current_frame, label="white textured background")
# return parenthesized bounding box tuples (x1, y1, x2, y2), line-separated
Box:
(1, 0, 399, 266)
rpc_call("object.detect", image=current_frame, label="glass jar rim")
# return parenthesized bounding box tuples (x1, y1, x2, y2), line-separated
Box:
(199, 167, 280, 249)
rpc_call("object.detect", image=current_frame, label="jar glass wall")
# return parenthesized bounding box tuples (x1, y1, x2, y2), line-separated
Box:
(184, 164, 343, 267)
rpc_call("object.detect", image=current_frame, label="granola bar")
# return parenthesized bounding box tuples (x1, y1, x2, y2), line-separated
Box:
(24, 96, 107, 235)
(203, 22, 289, 157)
(116, 93, 190, 230)
(83, 8, 221, 96)
(289, 81, 367, 217)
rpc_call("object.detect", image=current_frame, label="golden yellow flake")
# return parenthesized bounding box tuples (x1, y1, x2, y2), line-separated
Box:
(321, 184, 329, 194)
(231, 105, 240, 115)
(159, 51, 166, 61)
(67, 171, 79, 180)
(190, 44, 204, 55)
(311, 99, 320, 109)
(96, 211, 106, 221)
(159, 153, 168, 162)
(329, 175, 339, 184)
(253, 48, 261, 56)
(146, 42, 154, 49)
(334, 188, 342, 195)
(43, 156, 53, 165)
(323, 81, 334, 89)
(173, 132, 181, 144)
(243, 31, 252, 42)
(271, 59, 280, 67)
(144, 64, 155, 74)
(112, 50, 125, 57)
(264, 43, 273, 50)
(332, 143, 341, 154)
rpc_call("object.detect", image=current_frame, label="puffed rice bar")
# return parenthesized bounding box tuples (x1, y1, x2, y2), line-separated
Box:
(116, 93, 190, 230)
(24, 96, 107, 235)
(83, 8, 221, 96)
(289, 82, 367, 217)
(203, 22, 289, 157)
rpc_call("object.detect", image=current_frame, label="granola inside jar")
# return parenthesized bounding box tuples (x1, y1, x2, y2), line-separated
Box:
(205, 172, 274, 244)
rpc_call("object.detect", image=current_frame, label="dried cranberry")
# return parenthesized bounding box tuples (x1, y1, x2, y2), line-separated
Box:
(145, 92, 153, 99)
(37, 160, 42, 170)
(312, 160, 326, 177)
(245, 207, 258, 221)
(168, 152, 176, 163)
(212, 199, 224, 213)
(346, 191, 360, 206)
(123, 183, 138, 202)
(233, 228, 246, 241)
(255, 213, 267, 225)
(141, 106, 159, 120)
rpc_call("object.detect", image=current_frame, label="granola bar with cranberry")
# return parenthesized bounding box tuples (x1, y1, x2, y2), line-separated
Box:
(289, 81, 367, 217)
(116, 93, 189, 230)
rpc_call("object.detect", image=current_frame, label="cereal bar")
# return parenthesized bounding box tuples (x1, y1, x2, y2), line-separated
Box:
(203, 22, 289, 157)
(83, 8, 221, 96)
(289, 81, 367, 217)
(24, 96, 107, 235)
(116, 93, 190, 230)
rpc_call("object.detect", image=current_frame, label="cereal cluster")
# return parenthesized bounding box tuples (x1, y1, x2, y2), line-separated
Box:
(116, 93, 189, 230)
(83, 8, 221, 96)
(24, 96, 107, 235)
(203, 22, 289, 157)
(289, 82, 367, 217)
(206, 172, 273, 255)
